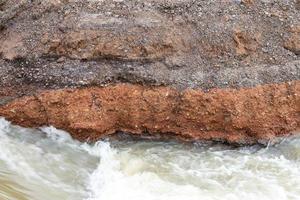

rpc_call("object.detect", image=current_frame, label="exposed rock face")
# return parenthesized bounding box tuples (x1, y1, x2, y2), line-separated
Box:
(233, 29, 261, 56)
(284, 26, 300, 55)
(45, 13, 191, 61)
(1, 81, 299, 144)
(0, 0, 299, 144)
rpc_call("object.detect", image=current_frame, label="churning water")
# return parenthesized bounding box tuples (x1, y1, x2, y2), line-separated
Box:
(0, 117, 300, 200)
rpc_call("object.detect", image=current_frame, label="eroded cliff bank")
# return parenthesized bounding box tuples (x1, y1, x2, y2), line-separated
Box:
(0, 0, 299, 144)
(1, 82, 299, 144)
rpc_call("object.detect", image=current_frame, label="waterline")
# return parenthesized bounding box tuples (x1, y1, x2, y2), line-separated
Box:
(0, 118, 299, 200)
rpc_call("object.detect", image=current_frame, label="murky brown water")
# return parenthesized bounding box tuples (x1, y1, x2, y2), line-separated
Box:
(0, 117, 300, 200)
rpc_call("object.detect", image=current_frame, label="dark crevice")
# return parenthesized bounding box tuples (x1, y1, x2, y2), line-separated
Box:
(283, 46, 300, 56)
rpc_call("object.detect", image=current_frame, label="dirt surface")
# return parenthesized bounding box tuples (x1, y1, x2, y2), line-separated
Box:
(0, 81, 299, 144)
(0, 0, 299, 144)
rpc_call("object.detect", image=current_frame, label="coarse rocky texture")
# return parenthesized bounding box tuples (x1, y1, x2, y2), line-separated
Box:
(0, 0, 299, 144)
(0, 81, 299, 145)
(284, 25, 300, 55)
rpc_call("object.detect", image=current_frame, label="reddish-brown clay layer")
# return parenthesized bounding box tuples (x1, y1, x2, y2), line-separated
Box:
(0, 81, 299, 144)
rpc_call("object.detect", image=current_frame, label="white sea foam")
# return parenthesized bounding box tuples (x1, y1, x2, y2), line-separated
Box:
(84, 140, 300, 200)
(0, 117, 300, 200)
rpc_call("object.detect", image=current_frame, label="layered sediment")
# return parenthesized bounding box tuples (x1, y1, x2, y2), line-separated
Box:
(1, 81, 299, 144)
(0, 0, 299, 144)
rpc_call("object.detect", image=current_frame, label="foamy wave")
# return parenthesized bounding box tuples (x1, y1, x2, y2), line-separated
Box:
(40, 126, 73, 142)
(1, 117, 300, 200)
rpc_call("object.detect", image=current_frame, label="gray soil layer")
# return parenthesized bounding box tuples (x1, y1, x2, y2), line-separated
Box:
(0, 0, 299, 104)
